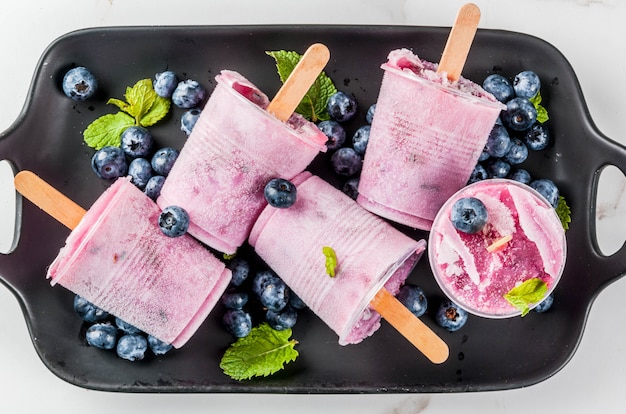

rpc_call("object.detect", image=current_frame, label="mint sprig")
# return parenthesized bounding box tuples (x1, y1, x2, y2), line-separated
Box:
(322, 246, 338, 277)
(266, 50, 337, 122)
(504, 278, 548, 316)
(529, 91, 549, 123)
(220, 323, 299, 381)
(555, 196, 572, 231)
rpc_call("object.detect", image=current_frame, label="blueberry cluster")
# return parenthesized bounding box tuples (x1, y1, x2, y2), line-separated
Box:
(74, 295, 173, 361)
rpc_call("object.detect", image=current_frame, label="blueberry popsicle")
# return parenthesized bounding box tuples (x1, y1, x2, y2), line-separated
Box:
(14, 171, 232, 348)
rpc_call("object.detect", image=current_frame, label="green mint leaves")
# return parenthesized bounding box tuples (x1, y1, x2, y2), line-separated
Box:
(220, 323, 299, 381)
(555, 196, 572, 231)
(83, 79, 171, 149)
(504, 278, 548, 316)
(266, 50, 337, 122)
(322, 246, 338, 277)
(529, 91, 549, 124)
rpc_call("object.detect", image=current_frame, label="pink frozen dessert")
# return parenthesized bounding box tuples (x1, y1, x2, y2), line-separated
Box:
(249, 171, 426, 345)
(428, 179, 566, 318)
(47, 177, 232, 347)
(157, 70, 328, 254)
(357, 48, 506, 230)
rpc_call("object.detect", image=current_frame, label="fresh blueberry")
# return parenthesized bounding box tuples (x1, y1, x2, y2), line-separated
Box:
(116, 334, 148, 361)
(172, 79, 206, 108)
(331, 147, 362, 177)
(503, 138, 529, 165)
(397, 284, 428, 317)
(221, 289, 249, 310)
(121, 126, 153, 158)
(482, 74, 514, 103)
(254, 272, 290, 312)
(533, 293, 554, 313)
(450, 197, 488, 234)
(327, 91, 357, 122)
(435, 300, 468, 332)
(485, 124, 512, 158)
(317, 120, 346, 151)
(478, 149, 490, 162)
(147, 335, 173, 355)
(151, 147, 179, 176)
(144, 175, 165, 201)
(62, 66, 98, 101)
(85, 323, 117, 350)
(222, 309, 252, 338)
(485, 158, 511, 178)
(159, 205, 190, 237)
(366, 103, 376, 124)
(530, 179, 559, 208)
(264, 178, 297, 208)
(266, 306, 298, 331)
(342, 177, 360, 200)
(115, 317, 142, 334)
(289, 293, 307, 310)
(501, 98, 537, 131)
(228, 258, 250, 287)
(91, 146, 128, 180)
(508, 168, 532, 185)
(73, 295, 109, 322)
(524, 123, 550, 151)
(181, 108, 201, 136)
(468, 164, 489, 184)
(128, 158, 153, 189)
(252, 270, 278, 297)
(513, 70, 541, 99)
(352, 125, 371, 156)
(153, 71, 178, 98)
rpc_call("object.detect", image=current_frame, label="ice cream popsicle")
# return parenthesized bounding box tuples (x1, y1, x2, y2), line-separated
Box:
(14, 171, 232, 347)
(428, 179, 566, 318)
(157, 45, 329, 254)
(249, 171, 449, 363)
(357, 4, 506, 230)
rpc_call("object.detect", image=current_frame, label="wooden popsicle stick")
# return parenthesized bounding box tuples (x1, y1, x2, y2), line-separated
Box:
(437, 3, 481, 82)
(14, 170, 85, 230)
(371, 288, 449, 364)
(266, 43, 331, 121)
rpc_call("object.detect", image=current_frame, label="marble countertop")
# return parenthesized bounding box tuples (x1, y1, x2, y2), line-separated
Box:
(1, 0, 625, 412)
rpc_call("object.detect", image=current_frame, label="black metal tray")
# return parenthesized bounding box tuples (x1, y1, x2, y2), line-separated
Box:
(0, 25, 625, 393)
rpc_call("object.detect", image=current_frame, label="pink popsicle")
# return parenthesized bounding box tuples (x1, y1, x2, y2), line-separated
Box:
(428, 179, 566, 318)
(357, 48, 506, 230)
(157, 70, 328, 254)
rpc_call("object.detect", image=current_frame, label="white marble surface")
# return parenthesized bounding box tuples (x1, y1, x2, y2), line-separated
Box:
(1, 0, 626, 412)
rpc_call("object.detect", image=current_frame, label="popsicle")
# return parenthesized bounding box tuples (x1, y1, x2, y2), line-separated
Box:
(14, 171, 232, 347)
(357, 3, 506, 230)
(249, 171, 449, 364)
(428, 179, 566, 318)
(156, 44, 330, 254)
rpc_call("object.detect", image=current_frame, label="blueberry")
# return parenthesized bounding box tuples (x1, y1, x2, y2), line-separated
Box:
(482, 74, 514, 103)
(222, 309, 252, 338)
(252, 270, 278, 297)
(450, 197, 488, 234)
(397, 284, 428, 317)
(151, 147, 179, 176)
(121, 126, 153, 158)
(62, 66, 98, 101)
(327, 91, 357, 122)
(221, 289, 249, 310)
(254, 272, 290, 312)
(501, 98, 537, 131)
(115, 317, 142, 334)
(530, 179, 559, 208)
(181, 108, 201, 136)
(73, 295, 109, 322)
(116, 334, 148, 361)
(266, 306, 298, 331)
(128, 158, 153, 189)
(147, 335, 173, 355)
(513, 70, 541, 99)
(153, 71, 178, 98)
(342, 177, 360, 200)
(144, 175, 165, 201)
(524, 123, 550, 151)
(435, 300, 468, 332)
(366, 103, 376, 124)
(485, 124, 512, 158)
(228, 258, 250, 287)
(503, 138, 528, 165)
(289, 293, 307, 310)
(352, 125, 371, 156)
(264, 178, 297, 208)
(91, 146, 128, 179)
(159, 205, 190, 237)
(533, 293, 554, 313)
(478, 149, 490, 162)
(485, 158, 511, 178)
(85, 323, 117, 350)
(331, 147, 362, 177)
(172, 79, 206, 108)
(508, 168, 532, 185)
(468, 164, 489, 184)
(317, 120, 346, 151)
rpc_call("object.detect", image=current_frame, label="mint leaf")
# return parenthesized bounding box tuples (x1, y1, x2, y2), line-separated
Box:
(529, 92, 549, 123)
(555, 196, 572, 231)
(220, 323, 299, 381)
(124, 79, 157, 123)
(140, 95, 171, 127)
(322, 246, 338, 277)
(504, 278, 548, 316)
(266, 50, 337, 122)
(83, 112, 135, 149)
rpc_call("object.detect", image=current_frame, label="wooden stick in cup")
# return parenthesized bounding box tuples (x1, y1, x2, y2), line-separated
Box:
(437, 3, 481, 82)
